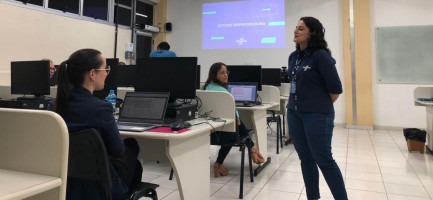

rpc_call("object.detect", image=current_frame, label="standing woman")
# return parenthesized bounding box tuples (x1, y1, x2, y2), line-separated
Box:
(287, 17, 348, 200)
(203, 62, 265, 177)
(55, 49, 142, 200)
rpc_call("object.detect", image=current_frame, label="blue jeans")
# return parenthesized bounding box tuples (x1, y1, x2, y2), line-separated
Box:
(287, 110, 348, 200)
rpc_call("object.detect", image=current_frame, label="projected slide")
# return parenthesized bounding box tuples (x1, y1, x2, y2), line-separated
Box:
(202, 0, 285, 50)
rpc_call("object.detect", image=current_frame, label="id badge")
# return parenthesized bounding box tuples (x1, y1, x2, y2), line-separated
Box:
(290, 80, 296, 94)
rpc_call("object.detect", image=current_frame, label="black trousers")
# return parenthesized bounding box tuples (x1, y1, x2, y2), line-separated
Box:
(211, 121, 254, 164)
(111, 138, 143, 190)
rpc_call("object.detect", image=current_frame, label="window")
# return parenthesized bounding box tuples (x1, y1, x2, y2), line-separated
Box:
(135, 1, 153, 26)
(9, 0, 144, 27)
(83, 1, 109, 20)
(15, 0, 43, 6)
(48, 0, 79, 14)
(115, 0, 132, 7)
(114, 6, 132, 27)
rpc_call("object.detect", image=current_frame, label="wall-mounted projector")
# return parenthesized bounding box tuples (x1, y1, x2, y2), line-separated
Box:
(144, 25, 160, 33)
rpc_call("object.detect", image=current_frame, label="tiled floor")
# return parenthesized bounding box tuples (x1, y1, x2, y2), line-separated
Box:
(141, 125, 433, 200)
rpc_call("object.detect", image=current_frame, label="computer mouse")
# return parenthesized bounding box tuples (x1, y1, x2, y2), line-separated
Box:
(170, 121, 192, 131)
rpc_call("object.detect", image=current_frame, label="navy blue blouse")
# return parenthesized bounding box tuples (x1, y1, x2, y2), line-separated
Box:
(64, 87, 128, 200)
(287, 47, 343, 113)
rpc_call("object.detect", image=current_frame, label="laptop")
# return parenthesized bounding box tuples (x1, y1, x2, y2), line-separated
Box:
(117, 92, 170, 132)
(227, 82, 258, 107)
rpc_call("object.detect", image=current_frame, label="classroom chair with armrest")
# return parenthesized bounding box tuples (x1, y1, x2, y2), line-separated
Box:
(68, 128, 159, 200)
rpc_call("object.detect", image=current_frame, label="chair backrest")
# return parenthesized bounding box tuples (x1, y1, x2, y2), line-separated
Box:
(68, 128, 112, 199)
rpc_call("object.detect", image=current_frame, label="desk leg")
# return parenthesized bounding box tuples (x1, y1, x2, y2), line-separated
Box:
(239, 109, 271, 176)
(167, 132, 210, 200)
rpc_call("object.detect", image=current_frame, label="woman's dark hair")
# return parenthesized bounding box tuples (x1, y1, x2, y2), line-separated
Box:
(55, 48, 103, 116)
(297, 16, 331, 55)
(203, 62, 227, 89)
(157, 42, 170, 50)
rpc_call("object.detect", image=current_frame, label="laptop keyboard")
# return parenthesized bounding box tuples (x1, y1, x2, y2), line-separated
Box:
(117, 121, 155, 128)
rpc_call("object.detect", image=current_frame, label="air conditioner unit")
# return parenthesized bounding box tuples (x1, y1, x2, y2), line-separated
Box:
(144, 25, 160, 33)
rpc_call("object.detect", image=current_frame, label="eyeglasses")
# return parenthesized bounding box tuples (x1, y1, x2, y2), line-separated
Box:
(94, 65, 111, 75)
(218, 71, 230, 75)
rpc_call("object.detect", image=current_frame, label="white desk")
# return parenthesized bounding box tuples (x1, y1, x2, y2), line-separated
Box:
(277, 83, 291, 144)
(0, 108, 68, 200)
(120, 90, 236, 200)
(278, 96, 290, 143)
(120, 118, 234, 200)
(414, 87, 433, 153)
(237, 103, 278, 175)
(0, 169, 62, 200)
(236, 85, 281, 175)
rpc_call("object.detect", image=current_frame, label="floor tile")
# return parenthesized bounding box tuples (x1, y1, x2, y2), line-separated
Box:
(385, 183, 429, 197)
(143, 126, 433, 200)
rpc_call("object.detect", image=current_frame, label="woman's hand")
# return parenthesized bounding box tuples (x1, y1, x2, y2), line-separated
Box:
(237, 119, 241, 125)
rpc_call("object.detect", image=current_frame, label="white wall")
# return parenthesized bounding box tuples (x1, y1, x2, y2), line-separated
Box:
(166, 0, 346, 124)
(371, 0, 433, 128)
(0, 2, 132, 85)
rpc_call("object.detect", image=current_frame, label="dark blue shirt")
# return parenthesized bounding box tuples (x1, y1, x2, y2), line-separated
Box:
(64, 87, 128, 200)
(287, 47, 343, 113)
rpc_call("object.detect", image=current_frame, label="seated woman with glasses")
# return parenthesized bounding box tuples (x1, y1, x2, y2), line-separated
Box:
(203, 62, 265, 177)
(54, 49, 142, 200)
(41, 58, 56, 79)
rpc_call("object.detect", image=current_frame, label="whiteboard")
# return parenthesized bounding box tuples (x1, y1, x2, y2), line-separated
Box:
(376, 25, 433, 84)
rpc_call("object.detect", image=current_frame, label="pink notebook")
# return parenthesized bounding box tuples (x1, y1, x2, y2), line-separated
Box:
(149, 127, 190, 134)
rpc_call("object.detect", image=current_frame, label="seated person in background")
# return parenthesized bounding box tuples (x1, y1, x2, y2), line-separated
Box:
(203, 62, 265, 177)
(54, 49, 143, 200)
(42, 58, 55, 79)
(149, 41, 177, 57)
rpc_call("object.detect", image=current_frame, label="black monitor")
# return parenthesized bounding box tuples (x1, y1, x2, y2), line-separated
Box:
(226, 65, 262, 91)
(116, 65, 137, 87)
(135, 57, 198, 106)
(11, 60, 50, 99)
(93, 58, 118, 99)
(262, 68, 281, 86)
(50, 65, 60, 86)
(196, 65, 201, 89)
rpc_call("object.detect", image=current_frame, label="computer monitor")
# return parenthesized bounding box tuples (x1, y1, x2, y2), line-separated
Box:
(93, 58, 118, 99)
(226, 65, 262, 91)
(262, 68, 281, 86)
(135, 57, 198, 106)
(116, 65, 137, 87)
(227, 82, 258, 103)
(11, 60, 50, 99)
(50, 65, 60, 86)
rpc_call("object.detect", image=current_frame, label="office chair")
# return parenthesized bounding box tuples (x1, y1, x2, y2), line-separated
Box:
(68, 128, 159, 200)
(267, 111, 284, 154)
(211, 129, 255, 199)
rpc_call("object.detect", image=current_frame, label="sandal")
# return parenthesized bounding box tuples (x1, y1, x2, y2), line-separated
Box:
(251, 146, 265, 164)
(214, 162, 229, 177)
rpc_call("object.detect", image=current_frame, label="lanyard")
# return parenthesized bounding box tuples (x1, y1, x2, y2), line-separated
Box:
(291, 52, 305, 82)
